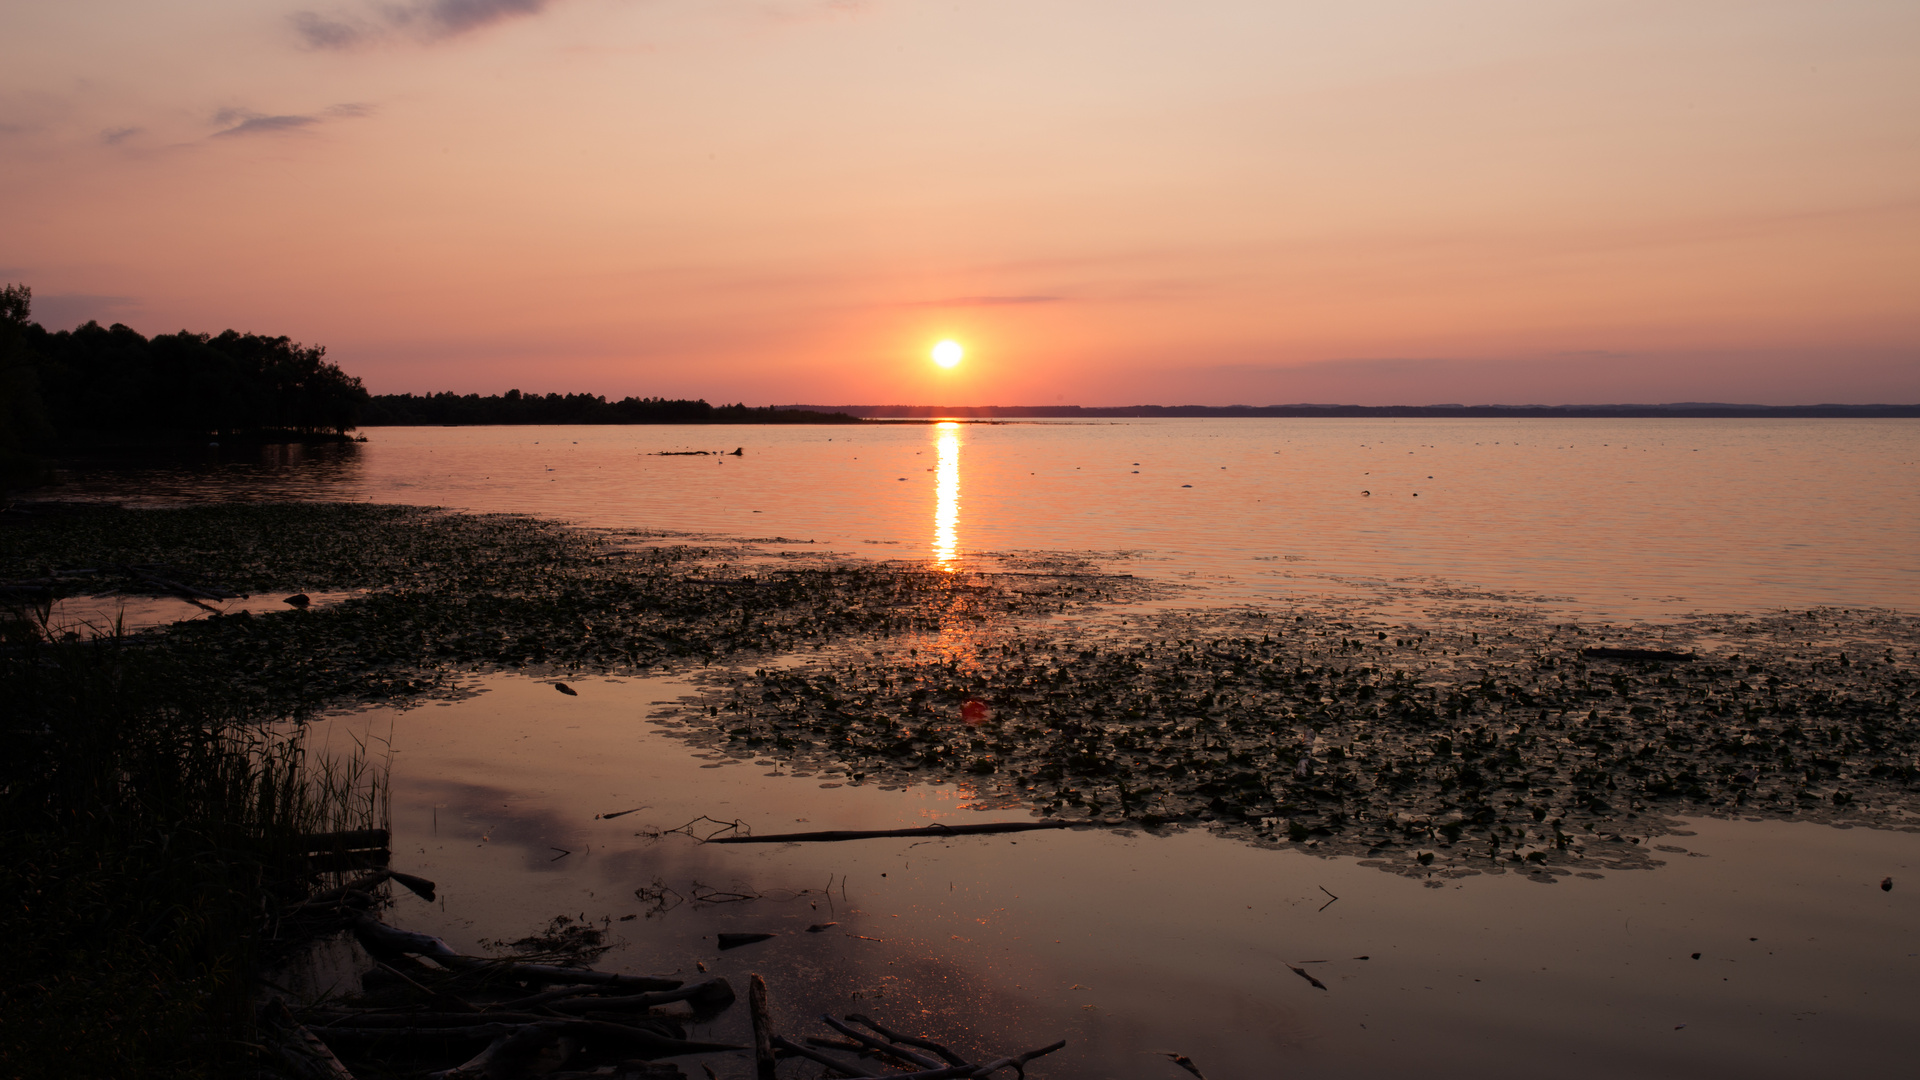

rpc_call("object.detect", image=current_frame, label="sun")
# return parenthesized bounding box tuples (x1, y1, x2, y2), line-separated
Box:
(932, 340, 964, 368)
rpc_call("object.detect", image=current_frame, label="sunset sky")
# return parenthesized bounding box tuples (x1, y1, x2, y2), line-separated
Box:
(3, 1, 1915, 405)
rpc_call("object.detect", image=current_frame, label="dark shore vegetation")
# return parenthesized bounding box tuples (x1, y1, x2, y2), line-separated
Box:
(4, 500, 1917, 1073)
(361, 389, 863, 426)
(0, 606, 383, 1078)
(0, 280, 860, 491)
(0, 501, 1122, 1074)
(0, 285, 368, 462)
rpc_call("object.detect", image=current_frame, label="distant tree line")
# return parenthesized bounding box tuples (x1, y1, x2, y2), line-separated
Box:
(0, 283, 369, 463)
(361, 390, 861, 426)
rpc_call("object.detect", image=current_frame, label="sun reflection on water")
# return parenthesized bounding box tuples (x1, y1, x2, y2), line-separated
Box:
(933, 423, 960, 568)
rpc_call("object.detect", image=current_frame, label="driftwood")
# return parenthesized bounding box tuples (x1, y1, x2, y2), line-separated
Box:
(846, 1014, 969, 1067)
(313, 1020, 738, 1060)
(297, 830, 393, 873)
(820, 1015, 945, 1070)
(307, 1012, 563, 1028)
(542, 977, 735, 1013)
(298, 910, 1060, 1080)
(757, 984, 1066, 1080)
(349, 914, 683, 991)
(263, 999, 359, 1080)
(749, 974, 777, 1080)
(297, 869, 436, 911)
(431, 1023, 570, 1080)
(1154, 1054, 1208, 1080)
(770, 1035, 885, 1078)
(706, 821, 1073, 845)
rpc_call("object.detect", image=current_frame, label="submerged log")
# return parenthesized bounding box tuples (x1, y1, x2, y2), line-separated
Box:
(769, 1008, 1066, 1080)
(706, 821, 1073, 844)
(313, 1019, 739, 1060)
(845, 1014, 968, 1067)
(543, 977, 735, 1013)
(820, 1015, 945, 1070)
(430, 1024, 573, 1080)
(770, 1035, 883, 1078)
(349, 914, 682, 990)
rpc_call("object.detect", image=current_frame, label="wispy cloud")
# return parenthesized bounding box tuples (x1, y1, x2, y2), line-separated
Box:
(100, 126, 143, 145)
(292, 0, 558, 50)
(418, 0, 553, 37)
(291, 10, 369, 50)
(209, 104, 373, 138)
(213, 112, 321, 137)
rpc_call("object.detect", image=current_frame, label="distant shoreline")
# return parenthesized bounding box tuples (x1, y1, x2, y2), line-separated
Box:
(778, 403, 1920, 419)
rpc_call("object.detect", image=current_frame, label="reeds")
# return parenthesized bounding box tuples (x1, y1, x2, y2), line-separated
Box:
(0, 606, 386, 1079)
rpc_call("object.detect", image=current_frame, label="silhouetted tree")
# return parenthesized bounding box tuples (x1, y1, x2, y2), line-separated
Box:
(0, 287, 370, 450)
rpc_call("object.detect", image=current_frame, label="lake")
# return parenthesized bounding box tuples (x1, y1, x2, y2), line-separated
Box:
(49, 418, 1920, 1078)
(54, 417, 1920, 619)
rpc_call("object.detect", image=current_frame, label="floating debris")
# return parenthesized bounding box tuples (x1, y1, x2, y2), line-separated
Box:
(677, 603, 1920, 877)
(1286, 964, 1328, 991)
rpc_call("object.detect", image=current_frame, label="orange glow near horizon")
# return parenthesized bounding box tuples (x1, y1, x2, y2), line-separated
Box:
(0, 4, 1913, 406)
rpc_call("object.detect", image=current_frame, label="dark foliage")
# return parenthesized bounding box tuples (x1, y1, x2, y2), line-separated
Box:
(361, 388, 862, 426)
(0, 282, 369, 453)
(0, 606, 375, 1079)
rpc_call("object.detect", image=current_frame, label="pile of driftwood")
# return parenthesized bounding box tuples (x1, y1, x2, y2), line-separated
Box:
(262, 872, 1066, 1080)
(746, 972, 1067, 1080)
(262, 870, 737, 1080)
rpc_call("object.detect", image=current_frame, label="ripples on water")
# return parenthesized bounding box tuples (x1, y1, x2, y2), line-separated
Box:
(53, 418, 1920, 619)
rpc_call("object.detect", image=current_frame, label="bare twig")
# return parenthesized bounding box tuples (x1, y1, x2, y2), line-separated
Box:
(846, 1014, 969, 1067)
(820, 1014, 947, 1070)
(770, 1034, 885, 1078)
(707, 821, 1072, 845)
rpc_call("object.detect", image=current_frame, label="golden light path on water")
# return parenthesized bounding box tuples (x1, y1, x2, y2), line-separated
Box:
(933, 421, 960, 568)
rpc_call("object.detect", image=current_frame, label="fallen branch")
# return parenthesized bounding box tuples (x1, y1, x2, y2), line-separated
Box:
(819, 1014, 946, 1071)
(761, 997, 1065, 1080)
(846, 1014, 968, 1067)
(430, 1024, 563, 1080)
(349, 914, 682, 991)
(974, 1040, 1067, 1078)
(706, 821, 1073, 845)
(542, 977, 736, 1013)
(770, 1034, 884, 1078)
(314, 1019, 739, 1060)
(750, 974, 776, 1080)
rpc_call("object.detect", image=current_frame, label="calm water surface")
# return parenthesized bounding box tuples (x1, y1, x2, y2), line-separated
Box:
(55, 418, 1919, 620)
(51, 420, 1920, 1077)
(304, 674, 1919, 1080)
